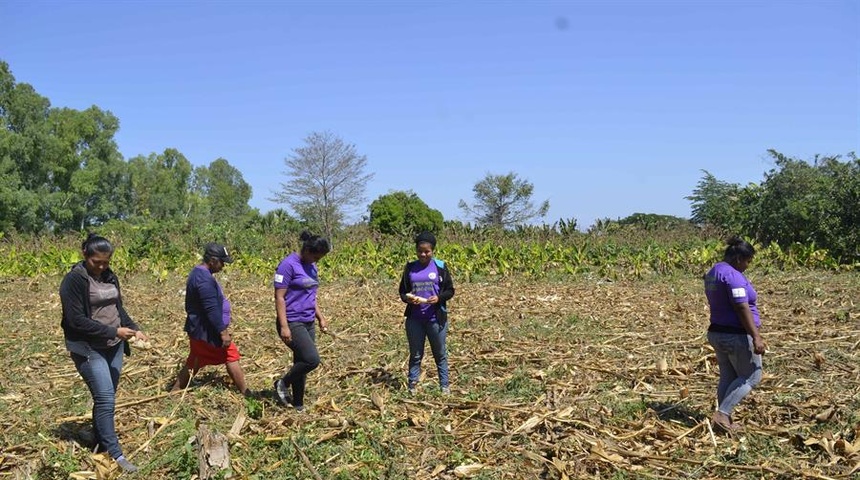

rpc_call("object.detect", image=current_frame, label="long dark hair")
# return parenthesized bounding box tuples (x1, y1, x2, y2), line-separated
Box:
(299, 231, 331, 255)
(82, 233, 114, 257)
(723, 236, 755, 264)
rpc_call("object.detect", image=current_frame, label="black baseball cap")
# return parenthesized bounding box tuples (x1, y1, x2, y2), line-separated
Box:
(204, 243, 234, 263)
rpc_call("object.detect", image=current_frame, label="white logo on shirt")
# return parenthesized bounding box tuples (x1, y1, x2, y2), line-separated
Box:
(731, 288, 746, 298)
(274, 274, 284, 283)
(428, 272, 437, 280)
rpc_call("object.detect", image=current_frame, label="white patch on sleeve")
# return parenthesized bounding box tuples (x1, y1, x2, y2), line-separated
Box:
(731, 288, 746, 298)
(274, 274, 284, 283)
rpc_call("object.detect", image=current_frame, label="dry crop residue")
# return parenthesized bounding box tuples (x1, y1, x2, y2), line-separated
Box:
(0, 271, 858, 479)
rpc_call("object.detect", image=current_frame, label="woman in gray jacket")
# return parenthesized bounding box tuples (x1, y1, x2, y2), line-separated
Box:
(60, 234, 148, 473)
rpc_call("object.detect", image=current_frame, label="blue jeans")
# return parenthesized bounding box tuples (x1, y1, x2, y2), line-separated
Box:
(71, 343, 124, 459)
(405, 317, 449, 388)
(707, 331, 763, 416)
(279, 322, 320, 407)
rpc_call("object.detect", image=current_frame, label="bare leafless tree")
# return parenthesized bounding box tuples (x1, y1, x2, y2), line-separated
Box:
(271, 131, 374, 239)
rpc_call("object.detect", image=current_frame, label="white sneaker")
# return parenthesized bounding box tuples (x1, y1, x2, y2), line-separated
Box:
(273, 379, 291, 406)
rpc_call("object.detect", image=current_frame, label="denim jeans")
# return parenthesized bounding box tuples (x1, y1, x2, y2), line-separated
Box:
(707, 331, 763, 416)
(405, 317, 449, 388)
(71, 343, 124, 459)
(279, 322, 320, 407)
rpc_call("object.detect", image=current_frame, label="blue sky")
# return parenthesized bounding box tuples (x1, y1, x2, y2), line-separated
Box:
(2, 1, 858, 229)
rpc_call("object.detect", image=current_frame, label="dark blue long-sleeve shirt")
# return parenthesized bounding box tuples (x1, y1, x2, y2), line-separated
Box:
(184, 265, 227, 346)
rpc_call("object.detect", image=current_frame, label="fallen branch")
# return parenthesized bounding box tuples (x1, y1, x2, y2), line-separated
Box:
(292, 439, 323, 480)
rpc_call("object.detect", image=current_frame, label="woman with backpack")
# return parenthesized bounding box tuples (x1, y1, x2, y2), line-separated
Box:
(398, 231, 455, 395)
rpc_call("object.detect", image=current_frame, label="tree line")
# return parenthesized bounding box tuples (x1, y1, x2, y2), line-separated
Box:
(0, 60, 552, 237)
(1, 62, 253, 233)
(1, 60, 857, 264)
(687, 150, 858, 263)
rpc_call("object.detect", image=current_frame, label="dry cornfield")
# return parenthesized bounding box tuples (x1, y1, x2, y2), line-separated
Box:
(0, 269, 858, 479)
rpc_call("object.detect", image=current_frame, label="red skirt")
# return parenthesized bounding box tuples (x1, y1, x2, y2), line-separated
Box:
(185, 338, 241, 368)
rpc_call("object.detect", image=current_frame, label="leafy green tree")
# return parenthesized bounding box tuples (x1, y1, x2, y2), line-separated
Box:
(0, 61, 54, 232)
(127, 148, 193, 221)
(368, 190, 444, 235)
(617, 213, 693, 230)
(53, 106, 129, 229)
(458, 172, 549, 228)
(0, 61, 127, 232)
(271, 131, 374, 238)
(823, 153, 860, 261)
(190, 158, 253, 222)
(686, 171, 764, 236)
(0, 156, 36, 233)
(247, 208, 302, 233)
(688, 151, 859, 262)
(756, 150, 858, 261)
(687, 171, 740, 231)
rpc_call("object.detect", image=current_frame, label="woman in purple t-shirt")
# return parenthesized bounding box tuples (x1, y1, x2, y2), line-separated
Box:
(398, 231, 455, 395)
(272, 231, 331, 411)
(704, 236, 765, 432)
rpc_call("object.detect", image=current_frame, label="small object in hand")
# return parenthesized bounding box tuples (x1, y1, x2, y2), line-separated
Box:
(406, 293, 428, 303)
(127, 336, 152, 350)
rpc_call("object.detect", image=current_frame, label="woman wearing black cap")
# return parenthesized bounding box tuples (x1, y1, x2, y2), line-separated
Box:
(398, 232, 455, 395)
(171, 243, 248, 395)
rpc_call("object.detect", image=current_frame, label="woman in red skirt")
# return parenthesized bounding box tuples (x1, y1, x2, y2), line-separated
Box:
(171, 243, 248, 395)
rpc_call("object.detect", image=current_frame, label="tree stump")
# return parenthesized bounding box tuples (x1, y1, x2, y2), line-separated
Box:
(196, 423, 232, 479)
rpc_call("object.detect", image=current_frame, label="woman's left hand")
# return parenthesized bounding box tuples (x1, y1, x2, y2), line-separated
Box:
(135, 330, 149, 342)
(117, 327, 137, 340)
(426, 295, 439, 305)
(319, 318, 329, 333)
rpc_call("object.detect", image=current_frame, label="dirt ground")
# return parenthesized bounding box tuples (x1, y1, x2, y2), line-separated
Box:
(0, 269, 858, 479)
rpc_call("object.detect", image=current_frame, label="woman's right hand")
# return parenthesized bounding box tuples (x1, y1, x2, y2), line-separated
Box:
(220, 330, 232, 348)
(279, 326, 292, 345)
(753, 336, 766, 355)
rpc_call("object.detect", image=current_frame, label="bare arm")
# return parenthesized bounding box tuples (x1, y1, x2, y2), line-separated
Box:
(275, 288, 292, 343)
(731, 301, 765, 354)
(315, 304, 328, 332)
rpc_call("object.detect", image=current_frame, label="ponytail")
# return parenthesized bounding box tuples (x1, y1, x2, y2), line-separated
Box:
(723, 235, 755, 264)
(299, 230, 331, 255)
(82, 233, 114, 257)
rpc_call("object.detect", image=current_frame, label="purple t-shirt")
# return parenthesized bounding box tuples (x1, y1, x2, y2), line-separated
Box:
(704, 261, 760, 328)
(273, 252, 318, 323)
(219, 284, 232, 327)
(408, 260, 440, 321)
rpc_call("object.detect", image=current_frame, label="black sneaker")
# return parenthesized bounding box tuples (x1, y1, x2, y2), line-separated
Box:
(273, 379, 292, 406)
